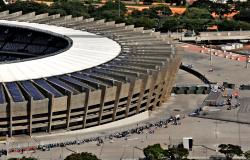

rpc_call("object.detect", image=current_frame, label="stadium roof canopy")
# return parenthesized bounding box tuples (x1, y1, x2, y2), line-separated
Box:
(0, 20, 121, 82)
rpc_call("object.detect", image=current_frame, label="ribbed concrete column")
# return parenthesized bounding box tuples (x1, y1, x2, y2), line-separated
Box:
(98, 86, 107, 125)
(9, 103, 12, 137)
(3, 84, 13, 137)
(48, 95, 54, 133)
(125, 78, 136, 117)
(112, 82, 122, 121)
(82, 89, 90, 129)
(159, 68, 170, 106)
(152, 68, 167, 110)
(66, 93, 72, 130)
(0, 10, 9, 17)
(161, 56, 181, 103)
(146, 71, 158, 111)
(136, 75, 149, 113)
(28, 98, 33, 136)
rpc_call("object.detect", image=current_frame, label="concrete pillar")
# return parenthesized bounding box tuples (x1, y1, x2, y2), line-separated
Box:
(134, 27, 144, 32)
(9, 103, 12, 137)
(115, 23, 125, 27)
(0, 10, 9, 18)
(105, 21, 115, 26)
(125, 78, 136, 117)
(136, 75, 148, 113)
(3, 84, 13, 137)
(48, 95, 54, 133)
(152, 68, 167, 110)
(98, 86, 107, 125)
(5, 11, 22, 19)
(82, 89, 90, 129)
(161, 56, 181, 103)
(28, 13, 48, 22)
(146, 71, 158, 111)
(125, 25, 134, 30)
(112, 82, 122, 121)
(15, 12, 35, 21)
(159, 69, 170, 106)
(28, 98, 33, 136)
(66, 93, 72, 130)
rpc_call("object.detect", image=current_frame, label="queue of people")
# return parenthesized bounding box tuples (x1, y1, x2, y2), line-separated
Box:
(5, 115, 182, 155)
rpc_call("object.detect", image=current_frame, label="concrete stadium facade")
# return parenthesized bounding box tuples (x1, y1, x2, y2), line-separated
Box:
(0, 10, 181, 137)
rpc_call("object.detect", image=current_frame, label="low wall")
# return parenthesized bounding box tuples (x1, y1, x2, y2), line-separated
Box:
(172, 85, 211, 94)
(180, 64, 211, 85)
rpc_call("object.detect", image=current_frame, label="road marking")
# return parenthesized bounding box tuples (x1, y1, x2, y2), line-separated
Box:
(127, 138, 139, 141)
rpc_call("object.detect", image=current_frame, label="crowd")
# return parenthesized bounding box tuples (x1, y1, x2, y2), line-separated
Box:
(2, 115, 181, 156)
(37, 115, 181, 151)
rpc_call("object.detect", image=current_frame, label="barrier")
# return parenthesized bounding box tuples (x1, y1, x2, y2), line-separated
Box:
(172, 85, 210, 95)
(240, 84, 250, 90)
(180, 64, 211, 86)
(223, 82, 235, 89)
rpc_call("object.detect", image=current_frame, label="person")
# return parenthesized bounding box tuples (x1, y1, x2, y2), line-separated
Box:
(209, 68, 213, 72)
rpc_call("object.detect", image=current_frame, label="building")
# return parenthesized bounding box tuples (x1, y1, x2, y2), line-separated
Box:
(0, 10, 181, 137)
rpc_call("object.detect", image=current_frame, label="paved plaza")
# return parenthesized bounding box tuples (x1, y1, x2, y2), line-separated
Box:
(179, 42, 250, 85)
(3, 94, 250, 160)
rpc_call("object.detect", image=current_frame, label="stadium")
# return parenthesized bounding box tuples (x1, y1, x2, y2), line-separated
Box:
(0, 10, 181, 137)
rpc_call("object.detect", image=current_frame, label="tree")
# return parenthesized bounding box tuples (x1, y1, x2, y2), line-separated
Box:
(189, 0, 213, 9)
(160, 16, 180, 32)
(95, 0, 127, 14)
(218, 144, 243, 160)
(238, 21, 250, 30)
(127, 17, 157, 29)
(244, 150, 250, 160)
(90, 0, 127, 20)
(180, 17, 211, 31)
(143, 0, 153, 5)
(150, 5, 172, 17)
(210, 3, 231, 19)
(217, 20, 240, 31)
(189, 0, 232, 19)
(169, 143, 189, 159)
(143, 143, 189, 160)
(3, 1, 49, 14)
(97, 9, 125, 22)
(131, 9, 159, 19)
(0, 0, 5, 11)
(50, 1, 89, 17)
(234, 9, 250, 23)
(235, 0, 250, 11)
(64, 152, 100, 160)
(183, 8, 212, 19)
(47, 8, 67, 16)
(143, 144, 167, 160)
